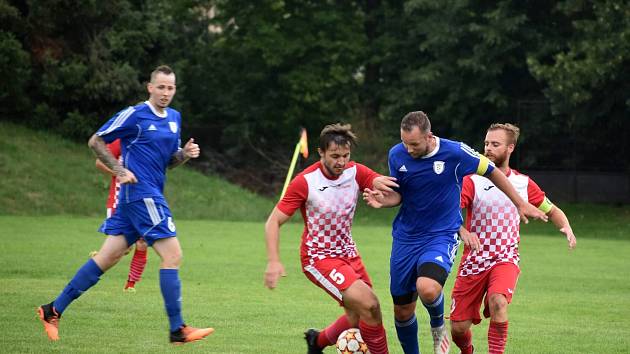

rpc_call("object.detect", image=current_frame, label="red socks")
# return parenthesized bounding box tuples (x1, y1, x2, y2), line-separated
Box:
(488, 321, 508, 354)
(359, 320, 388, 354)
(317, 315, 351, 348)
(127, 248, 147, 283)
(452, 329, 474, 354)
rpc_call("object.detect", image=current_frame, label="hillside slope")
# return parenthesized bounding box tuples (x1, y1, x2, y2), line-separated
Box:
(0, 122, 274, 220)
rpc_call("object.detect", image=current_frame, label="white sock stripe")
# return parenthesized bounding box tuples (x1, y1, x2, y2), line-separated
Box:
(395, 315, 417, 327)
(303, 265, 342, 301)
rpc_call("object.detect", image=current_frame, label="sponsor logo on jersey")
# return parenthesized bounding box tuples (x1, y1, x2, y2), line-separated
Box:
(169, 121, 178, 133)
(318, 186, 329, 191)
(434, 255, 444, 262)
(148, 124, 157, 131)
(399, 165, 407, 172)
(433, 161, 445, 174)
(507, 288, 513, 294)
(484, 185, 495, 191)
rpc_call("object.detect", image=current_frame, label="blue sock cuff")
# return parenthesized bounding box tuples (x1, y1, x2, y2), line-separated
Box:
(423, 292, 444, 307)
(86, 258, 104, 277)
(395, 314, 417, 327)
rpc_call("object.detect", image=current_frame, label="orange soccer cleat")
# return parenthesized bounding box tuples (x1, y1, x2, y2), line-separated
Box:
(37, 303, 60, 341)
(169, 324, 214, 344)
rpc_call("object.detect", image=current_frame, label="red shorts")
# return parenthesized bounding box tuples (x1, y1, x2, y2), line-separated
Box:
(450, 262, 520, 324)
(302, 257, 373, 306)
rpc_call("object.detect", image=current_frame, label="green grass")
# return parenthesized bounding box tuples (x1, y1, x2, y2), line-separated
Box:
(0, 122, 274, 220)
(1, 216, 629, 353)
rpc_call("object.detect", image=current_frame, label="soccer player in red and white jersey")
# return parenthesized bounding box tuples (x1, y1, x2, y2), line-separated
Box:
(264, 123, 398, 354)
(450, 123, 577, 354)
(95, 138, 149, 292)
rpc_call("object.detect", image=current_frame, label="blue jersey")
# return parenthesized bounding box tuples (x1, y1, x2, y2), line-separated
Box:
(96, 101, 181, 204)
(389, 137, 493, 243)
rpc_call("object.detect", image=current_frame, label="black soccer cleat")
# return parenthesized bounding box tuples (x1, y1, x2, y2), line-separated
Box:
(304, 328, 323, 354)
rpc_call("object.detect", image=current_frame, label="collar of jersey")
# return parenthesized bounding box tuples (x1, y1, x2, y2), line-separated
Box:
(144, 100, 168, 118)
(421, 136, 440, 159)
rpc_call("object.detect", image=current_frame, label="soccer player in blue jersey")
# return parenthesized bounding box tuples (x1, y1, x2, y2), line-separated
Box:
(363, 111, 548, 354)
(37, 65, 214, 344)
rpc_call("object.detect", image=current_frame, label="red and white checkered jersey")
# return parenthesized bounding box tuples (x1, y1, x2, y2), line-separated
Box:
(277, 161, 380, 265)
(457, 169, 548, 276)
(105, 139, 122, 213)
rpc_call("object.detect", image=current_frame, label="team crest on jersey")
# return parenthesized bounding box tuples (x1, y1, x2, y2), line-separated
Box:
(169, 121, 178, 133)
(433, 161, 445, 174)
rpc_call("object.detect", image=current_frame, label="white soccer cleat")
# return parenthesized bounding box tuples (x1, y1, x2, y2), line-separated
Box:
(431, 324, 450, 354)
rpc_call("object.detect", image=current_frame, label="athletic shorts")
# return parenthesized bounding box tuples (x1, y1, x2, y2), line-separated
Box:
(98, 197, 176, 246)
(449, 262, 520, 324)
(389, 234, 459, 299)
(302, 256, 373, 306)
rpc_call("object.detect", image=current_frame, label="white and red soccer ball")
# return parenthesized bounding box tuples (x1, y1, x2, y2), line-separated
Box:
(336, 328, 369, 354)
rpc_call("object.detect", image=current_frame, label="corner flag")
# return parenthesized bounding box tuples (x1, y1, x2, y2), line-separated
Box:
(280, 128, 308, 199)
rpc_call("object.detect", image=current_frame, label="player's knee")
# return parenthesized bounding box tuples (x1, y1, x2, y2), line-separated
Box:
(450, 320, 470, 336)
(161, 251, 182, 268)
(416, 262, 447, 301)
(488, 293, 508, 314)
(394, 303, 416, 321)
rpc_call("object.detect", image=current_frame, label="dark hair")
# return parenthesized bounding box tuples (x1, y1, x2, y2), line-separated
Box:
(319, 123, 357, 151)
(150, 65, 175, 82)
(401, 111, 431, 133)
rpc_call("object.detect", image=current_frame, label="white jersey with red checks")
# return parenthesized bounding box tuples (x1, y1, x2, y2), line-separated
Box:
(277, 161, 379, 265)
(458, 169, 548, 276)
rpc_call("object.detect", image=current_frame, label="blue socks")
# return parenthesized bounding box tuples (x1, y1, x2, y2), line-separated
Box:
(422, 292, 445, 328)
(160, 269, 184, 332)
(53, 258, 103, 314)
(395, 314, 419, 354)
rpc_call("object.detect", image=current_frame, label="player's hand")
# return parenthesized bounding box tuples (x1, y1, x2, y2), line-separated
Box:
(362, 188, 384, 208)
(459, 227, 481, 253)
(116, 168, 137, 184)
(560, 227, 577, 250)
(518, 202, 548, 224)
(264, 261, 286, 289)
(183, 138, 200, 159)
(372, 176, 399, 193)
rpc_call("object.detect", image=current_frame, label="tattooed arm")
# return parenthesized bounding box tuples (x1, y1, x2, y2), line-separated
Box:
(169, 138, 200, 169)
(88, 134, 137, 184)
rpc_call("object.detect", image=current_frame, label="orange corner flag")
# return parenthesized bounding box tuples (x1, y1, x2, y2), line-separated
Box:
(299, 128, 308, 158)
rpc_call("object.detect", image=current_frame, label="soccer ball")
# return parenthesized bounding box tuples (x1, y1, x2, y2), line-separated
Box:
(336, 328, 369, 354)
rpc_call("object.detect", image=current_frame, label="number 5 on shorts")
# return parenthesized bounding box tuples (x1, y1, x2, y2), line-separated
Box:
(329, 268, 345, 285)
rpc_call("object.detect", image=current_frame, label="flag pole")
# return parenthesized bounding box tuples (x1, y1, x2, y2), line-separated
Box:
(280, 128, 308, 200)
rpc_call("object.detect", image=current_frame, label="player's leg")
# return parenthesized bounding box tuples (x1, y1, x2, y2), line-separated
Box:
(302, 259, 355, 353)
(485, 263, 519, 354)
(416, 236, 459, 354)
(152, 236, 213, 344)
(391, 241, 421, 354)
(343, 280, 389, 354)
(416, 270, 450, 354)
(124, 238, 148, 291)
(37, 234, 130, 341)
(129, 198, 212, 344)
(342, 257, 388, 353)
(450, 272, 488, 354)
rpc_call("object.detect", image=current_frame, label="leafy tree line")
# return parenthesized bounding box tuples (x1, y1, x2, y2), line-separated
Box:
(1, 0, 628, 195)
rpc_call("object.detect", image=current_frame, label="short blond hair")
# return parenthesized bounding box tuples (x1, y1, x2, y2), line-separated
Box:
(488, 123, 520, 145)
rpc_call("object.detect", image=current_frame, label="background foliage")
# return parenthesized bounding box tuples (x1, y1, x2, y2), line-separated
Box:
(2, 0, 628, 195)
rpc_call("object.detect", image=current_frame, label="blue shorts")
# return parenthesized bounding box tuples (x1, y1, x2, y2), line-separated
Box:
(389, 233, 459, 298)
(98, 197, 177, 246)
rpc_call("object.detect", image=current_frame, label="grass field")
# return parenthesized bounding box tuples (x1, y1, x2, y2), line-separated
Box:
(1, 215, 629, 353)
